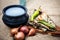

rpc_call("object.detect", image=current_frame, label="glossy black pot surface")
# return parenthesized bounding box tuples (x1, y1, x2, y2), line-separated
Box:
(2, 5, 29, 28)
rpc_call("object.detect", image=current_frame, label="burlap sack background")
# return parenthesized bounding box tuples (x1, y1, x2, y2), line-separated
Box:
(0, 0, 60, 40)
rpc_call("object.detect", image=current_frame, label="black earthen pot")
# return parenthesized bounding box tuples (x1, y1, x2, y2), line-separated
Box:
(2, 5, 29, 28)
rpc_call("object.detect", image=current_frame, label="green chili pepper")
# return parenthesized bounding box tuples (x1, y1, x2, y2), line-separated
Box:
(30, 9, 40, 21)
(38, 20, 55, 29)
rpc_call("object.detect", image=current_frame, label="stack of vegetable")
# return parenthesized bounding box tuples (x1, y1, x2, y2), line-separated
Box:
(10, 25, 36, 40)
(29, 7, 60, 36)
(29, 8, 56, 32)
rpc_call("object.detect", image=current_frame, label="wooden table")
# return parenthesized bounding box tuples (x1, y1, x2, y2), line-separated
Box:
(0, 0, 60, 40)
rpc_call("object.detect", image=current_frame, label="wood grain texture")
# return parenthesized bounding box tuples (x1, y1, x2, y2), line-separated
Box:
(0, 0, 60, 40)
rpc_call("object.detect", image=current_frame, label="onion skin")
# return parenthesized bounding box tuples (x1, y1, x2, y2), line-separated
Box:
(20, 26, 29, 34)
(28, 28, 36, 36)
(28, 26, 33, 30)
(14, 32, 25, 40)
(10, 28, 18, 36)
